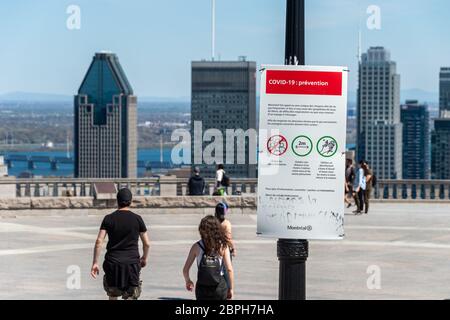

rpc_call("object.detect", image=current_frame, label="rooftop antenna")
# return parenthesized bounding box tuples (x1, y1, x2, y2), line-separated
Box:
(211, 0, 216, 61)
(357, 29, 362, 63)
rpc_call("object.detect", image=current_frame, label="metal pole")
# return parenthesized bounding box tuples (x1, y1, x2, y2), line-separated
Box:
(278, 0, 308, 301)
(284, 0, 305, 66)
(211, 0, 216, 61)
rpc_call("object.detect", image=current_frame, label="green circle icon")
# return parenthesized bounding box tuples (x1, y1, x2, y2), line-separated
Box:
(291, 135, 313, 157)
(316, 136, 338, 157)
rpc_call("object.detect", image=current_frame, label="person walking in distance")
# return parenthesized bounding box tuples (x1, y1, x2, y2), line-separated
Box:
(363, 161, 374, 214)
(188, 166, 206, 196)
(215, 164, 230, 196)
(214, 202, 235, 291)
(183, 216, 234, 300)
(353, 160, 367, 215)
(214, 202, 236, 257)
(345, 159, 355, 208)
(91, 188, 150, 300)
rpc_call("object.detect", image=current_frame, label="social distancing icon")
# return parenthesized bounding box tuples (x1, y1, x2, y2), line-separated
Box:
(267, 135, 288, 156)
(292, 135, 313, 157)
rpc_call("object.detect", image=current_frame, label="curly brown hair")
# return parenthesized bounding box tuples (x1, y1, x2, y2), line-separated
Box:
(199, 215, 231, 255)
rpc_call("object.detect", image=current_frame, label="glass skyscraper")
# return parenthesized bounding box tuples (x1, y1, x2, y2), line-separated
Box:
(401, 100, 430, 179)
(74, 52, 137, 178)
(357, 47, 402, 179)
(440, 67, 450, 115)
(432, 67, 450, 179)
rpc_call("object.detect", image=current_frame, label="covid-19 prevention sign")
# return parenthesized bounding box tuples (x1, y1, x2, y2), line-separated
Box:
(257, 65, 348, 240)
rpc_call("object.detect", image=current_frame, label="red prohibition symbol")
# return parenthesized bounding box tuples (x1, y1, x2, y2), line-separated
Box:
(267, 135, 288, 156)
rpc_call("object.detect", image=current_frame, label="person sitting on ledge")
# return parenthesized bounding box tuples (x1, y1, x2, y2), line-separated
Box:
(188, 166, 206, 196)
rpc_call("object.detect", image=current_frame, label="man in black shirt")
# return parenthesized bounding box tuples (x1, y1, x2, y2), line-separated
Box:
(90, 188, 150, 300)
(188, 166, 206, 196)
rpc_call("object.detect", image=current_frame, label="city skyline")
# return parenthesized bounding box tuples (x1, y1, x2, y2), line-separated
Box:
(2, 1, 450, 306)
(0, 0, 449, 98)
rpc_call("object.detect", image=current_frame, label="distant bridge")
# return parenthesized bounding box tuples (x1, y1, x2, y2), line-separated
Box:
(1, 154, 174, 171)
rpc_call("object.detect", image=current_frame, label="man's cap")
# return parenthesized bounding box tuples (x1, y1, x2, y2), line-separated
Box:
(117, 188, 132, 203)
(194, 166, 200, 174)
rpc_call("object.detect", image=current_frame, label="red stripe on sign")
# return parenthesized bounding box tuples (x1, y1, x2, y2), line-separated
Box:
(266, 70, 343, 96)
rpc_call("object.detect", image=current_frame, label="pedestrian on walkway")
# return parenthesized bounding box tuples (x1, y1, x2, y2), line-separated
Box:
(214, 202, 235, 292)
(215, 164, 229, 196)
(214, 202, 235, 257)
(183, 215, 234, 300)
(345, 159, 355, 208)
(188, 166, 206, 196)
(353, 160, 367, 215)
(363, 161, 374, 214)
(90, 188, 150, 300)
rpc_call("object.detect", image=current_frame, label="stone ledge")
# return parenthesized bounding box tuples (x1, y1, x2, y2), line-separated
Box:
(0, 198, 31, 210)
(1, 197, 448, 212)
(0, 196, 257, 213)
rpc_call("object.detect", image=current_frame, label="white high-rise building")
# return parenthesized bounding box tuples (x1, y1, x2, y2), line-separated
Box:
(357, 47, 402, 179)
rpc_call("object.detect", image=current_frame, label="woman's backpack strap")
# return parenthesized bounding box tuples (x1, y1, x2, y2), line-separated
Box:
(197, 240, 206, 252)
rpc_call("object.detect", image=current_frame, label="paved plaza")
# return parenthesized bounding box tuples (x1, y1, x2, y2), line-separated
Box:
(1, 202, 450, 300)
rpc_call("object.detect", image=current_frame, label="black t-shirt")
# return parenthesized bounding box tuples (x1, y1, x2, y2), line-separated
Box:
(100, 210, 147, 264)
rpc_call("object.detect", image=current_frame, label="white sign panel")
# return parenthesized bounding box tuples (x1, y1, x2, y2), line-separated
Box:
(257, 65, 348, 240)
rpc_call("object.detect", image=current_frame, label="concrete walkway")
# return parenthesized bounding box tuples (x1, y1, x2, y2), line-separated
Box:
(1, 202, 450, 300)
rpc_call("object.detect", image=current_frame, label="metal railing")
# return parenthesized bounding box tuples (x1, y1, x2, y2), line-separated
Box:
(374, 180, 450, 201)
(0, 178, 450, 200)
(0, 177, 258, 198)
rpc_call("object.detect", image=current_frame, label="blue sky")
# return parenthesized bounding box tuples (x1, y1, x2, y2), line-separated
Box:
(0, 0, 449, 98)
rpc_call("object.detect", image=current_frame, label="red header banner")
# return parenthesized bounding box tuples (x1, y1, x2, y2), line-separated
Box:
(266, 70, 343, 96)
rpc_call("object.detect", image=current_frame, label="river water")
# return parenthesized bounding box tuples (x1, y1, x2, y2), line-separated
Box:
(2, 148, 175, 177)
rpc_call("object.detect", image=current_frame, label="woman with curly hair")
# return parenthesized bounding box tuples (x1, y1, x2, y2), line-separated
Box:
(183, 215, 234, 300)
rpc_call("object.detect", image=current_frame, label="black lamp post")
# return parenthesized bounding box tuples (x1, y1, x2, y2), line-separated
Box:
(277, 0, 308, 301)
(285, 0, 305, 66)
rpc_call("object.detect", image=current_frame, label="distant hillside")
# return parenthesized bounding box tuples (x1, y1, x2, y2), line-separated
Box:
(139, 96, 189, 103)
(400, 89, 438, 104)
(0, 92, 72, 102)
(1, 89, 437, 108)
(0, 91, 190, 104)
(348, 89, 438, 105)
